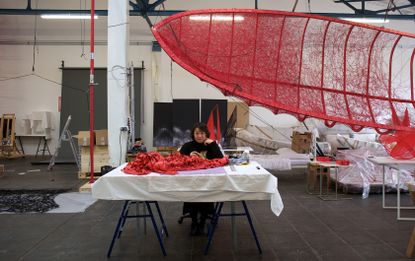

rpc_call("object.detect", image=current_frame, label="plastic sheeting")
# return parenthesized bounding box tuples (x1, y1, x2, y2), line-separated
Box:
(336, 148, 415, 198)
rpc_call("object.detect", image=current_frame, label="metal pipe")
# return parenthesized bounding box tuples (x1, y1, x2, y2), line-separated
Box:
(0, 9, 414, 20)
(89, 0, 95, 183)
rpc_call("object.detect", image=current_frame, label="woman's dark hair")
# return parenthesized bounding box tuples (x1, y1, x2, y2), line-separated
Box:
(191, 122, 210, 141)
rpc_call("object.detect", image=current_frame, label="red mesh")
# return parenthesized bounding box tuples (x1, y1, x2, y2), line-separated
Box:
(152, 9, 415, 158)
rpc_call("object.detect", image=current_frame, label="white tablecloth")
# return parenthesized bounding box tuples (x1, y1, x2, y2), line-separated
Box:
(92, 161, 284, 216)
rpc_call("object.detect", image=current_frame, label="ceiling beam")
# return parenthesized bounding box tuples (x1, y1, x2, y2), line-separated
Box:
(334, 0, 415, 15)
(0, 9, 181, 16)
(374, 3, 415, 14)
(0, 8, 414, 20)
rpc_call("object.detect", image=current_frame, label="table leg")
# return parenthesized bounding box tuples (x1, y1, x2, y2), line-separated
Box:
(382, 165, 386, 208)
(35, 137, 42, 158)
(319, 167, 351, 201)
(319, 166, 323, 196)
(17, 137, 25, 157)
(42, 137, 51, 157)
(335, 167, 338, 200)
(398, 169, 401, 220)
(231, 202, 237, 249)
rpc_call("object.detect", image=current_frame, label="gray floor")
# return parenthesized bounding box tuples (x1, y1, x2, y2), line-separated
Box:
(0, 156, 414, 260)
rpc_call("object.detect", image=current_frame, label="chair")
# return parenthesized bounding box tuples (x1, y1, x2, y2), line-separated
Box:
(177, 202, 218, 234)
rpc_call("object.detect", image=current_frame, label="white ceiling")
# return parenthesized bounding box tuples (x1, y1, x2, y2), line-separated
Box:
(0, 0, 413, 43)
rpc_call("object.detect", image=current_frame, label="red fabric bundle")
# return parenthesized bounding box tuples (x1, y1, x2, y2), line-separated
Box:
(122, 152, 229, 175)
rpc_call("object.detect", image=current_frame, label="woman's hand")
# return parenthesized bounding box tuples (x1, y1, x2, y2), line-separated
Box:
(203, 138, 214, 145)
(190, 151, 203, 157)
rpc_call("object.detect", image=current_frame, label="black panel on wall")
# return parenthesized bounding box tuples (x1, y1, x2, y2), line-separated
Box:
(201, 99, 227, 145)
(172, 99, 199, 147)
(60, 68, 142, 161)
(153, 102, 173, 147)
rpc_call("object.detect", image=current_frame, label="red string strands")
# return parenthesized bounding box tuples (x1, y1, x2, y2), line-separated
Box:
(123, 152, 229, 175)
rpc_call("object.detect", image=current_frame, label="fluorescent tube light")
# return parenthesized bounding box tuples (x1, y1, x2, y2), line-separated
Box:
(41, 14, 98, 20)
(341, 17, 389, 24)
(189, 15, 244, 21)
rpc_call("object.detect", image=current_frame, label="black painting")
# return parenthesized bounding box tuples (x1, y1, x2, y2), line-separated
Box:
(172, 99, 199, 147)
(153, 102, 173, 147)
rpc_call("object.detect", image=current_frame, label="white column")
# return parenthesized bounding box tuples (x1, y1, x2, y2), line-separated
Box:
(107, 0, 129, 166)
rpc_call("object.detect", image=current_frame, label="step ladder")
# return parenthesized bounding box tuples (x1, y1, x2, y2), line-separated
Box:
(48, 115, 80, 171)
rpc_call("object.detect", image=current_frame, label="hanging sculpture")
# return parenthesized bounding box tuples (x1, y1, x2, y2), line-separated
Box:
(152, 9, 415, 159)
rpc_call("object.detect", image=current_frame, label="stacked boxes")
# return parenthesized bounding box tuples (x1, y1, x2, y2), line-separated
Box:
(291, 131, 312, 154)
(77, 130, 108, 146)
(77, 130, 109, 178)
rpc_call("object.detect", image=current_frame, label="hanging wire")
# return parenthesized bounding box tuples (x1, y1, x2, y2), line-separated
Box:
(80, 0, 87, 59)
(383, 0, 394, 26)
(292, 0, 300, 12)
(31, 0, 39, 72)
(110, 65, 128, 88)
(153, 2, 165, 25)
(0, 73, 86, 93)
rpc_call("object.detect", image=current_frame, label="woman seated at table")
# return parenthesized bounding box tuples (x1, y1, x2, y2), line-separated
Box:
(179, 122, 224, 235)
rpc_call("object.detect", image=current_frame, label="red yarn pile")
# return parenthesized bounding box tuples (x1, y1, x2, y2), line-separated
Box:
(123, 152, 229, 175)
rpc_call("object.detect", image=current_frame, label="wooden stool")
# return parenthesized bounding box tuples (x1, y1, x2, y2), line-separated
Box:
(307, 163, 330, 193)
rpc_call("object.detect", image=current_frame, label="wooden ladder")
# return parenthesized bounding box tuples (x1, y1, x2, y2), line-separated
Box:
(0, 113, 22, 158)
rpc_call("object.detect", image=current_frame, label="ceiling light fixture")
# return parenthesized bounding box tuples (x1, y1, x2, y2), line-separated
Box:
(341, 17, 390, 24)
(189, 15, 244, 21)
(40, 14, 98, 20)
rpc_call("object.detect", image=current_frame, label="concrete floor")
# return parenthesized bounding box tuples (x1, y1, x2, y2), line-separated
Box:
(0, 156, 414, 260)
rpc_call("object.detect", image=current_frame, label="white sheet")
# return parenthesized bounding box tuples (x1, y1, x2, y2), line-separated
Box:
(250, 155, 291, 170)
(92, 161, 284, 216)
(250, 148, 310, 171)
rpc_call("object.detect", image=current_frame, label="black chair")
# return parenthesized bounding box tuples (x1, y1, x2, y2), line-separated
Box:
(177, 203, 219, 229)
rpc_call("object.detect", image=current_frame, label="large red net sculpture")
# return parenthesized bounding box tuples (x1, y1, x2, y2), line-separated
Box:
(152, 9, 415, 159)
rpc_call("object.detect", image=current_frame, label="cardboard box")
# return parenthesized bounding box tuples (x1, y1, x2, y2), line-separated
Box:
(80, 145, 110, 173)
(291, 131, 312, 154)
(77, 131, 93, 146)
(95, 129, 108, 146)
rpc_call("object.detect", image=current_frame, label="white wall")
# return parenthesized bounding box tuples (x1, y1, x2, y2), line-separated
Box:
(0, 43, 152, 154)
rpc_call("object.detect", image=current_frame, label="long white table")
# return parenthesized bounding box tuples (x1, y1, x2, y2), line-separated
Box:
(368, 156, 415, 221)
(92, 161, 283, 256)
(92, 161, 284, 216)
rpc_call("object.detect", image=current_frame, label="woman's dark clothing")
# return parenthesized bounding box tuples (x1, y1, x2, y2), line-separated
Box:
(179, 140, 223, 234)
(179, 140, 223, 160)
